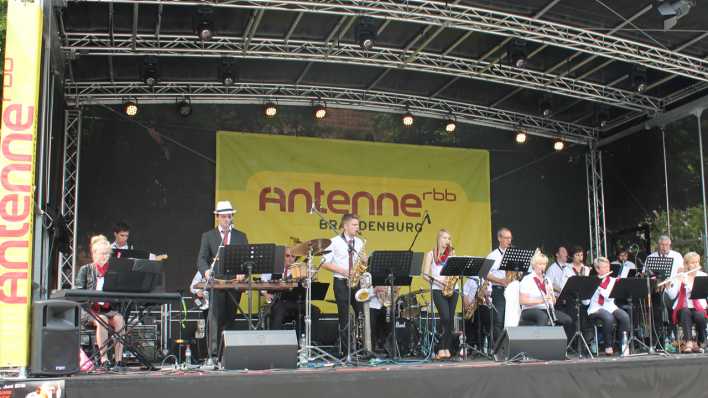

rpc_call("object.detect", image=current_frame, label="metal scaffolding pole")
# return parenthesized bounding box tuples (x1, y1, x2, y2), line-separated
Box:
(661, 128, 671, 237)
(58, 109, 82, 289)
(696, 110, 708, 267)
(586, 147, 607, 261)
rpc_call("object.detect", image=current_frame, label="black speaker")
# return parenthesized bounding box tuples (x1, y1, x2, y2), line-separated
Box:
(30, 300, 81, 375)
(220, 330, 297, 370)
(493, 326, 566, 361)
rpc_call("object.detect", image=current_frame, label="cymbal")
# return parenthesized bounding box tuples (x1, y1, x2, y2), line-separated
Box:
(291, 238, 331, 257)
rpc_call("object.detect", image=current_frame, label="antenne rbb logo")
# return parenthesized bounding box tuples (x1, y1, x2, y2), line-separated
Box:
(259, 182, 456, 218)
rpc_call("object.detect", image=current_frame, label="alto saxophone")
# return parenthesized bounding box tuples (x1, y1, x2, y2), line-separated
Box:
(442, 275, 459, 297)
(464, 279, 489, 320)
(349, 236, 368, 288)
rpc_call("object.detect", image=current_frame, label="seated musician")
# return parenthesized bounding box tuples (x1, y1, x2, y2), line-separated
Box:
(518, 252, 574, 340)
(665, 252, 708, 353)
(586, 256, 630, 356)
(262, 247, 320, 336)
(569, 246, 591, 277)
(462, 276, 492, 350)
(370, 286, 395, 353)
(111, 221, 167, 261)
(75, 235, 126, 369)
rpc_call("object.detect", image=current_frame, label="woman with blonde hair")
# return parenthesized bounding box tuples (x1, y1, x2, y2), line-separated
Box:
(76, 235, 126, 369)
(422, 229, 457, 359)
(666, 252, 707, 353)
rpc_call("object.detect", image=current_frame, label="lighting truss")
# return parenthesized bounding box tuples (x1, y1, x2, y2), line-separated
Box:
(65, 81, 598, 144)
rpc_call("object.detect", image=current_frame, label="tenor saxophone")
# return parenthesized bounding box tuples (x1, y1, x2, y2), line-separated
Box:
(349, 237, 368, 288)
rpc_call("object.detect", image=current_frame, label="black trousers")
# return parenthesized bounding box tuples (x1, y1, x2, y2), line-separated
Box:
(464, 305, 492, 348)
(207, 290, 241, 358)
(270, 298, 320, 338)
(556, 300, 594, 342)
(519, 308, 574, 342)
(333, 278, 362, 351)
(491, 285, 506, 340)
(370, 307, 390, 349)
(677, 308, 707, 343)
(589, 308, 631, 348)
(432, 290, 458, 351)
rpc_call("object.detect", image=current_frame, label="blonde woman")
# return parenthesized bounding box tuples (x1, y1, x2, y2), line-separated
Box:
(666, 252, 707, 353)
(76, 235, 126, 369)
(422, 229, 457, 359)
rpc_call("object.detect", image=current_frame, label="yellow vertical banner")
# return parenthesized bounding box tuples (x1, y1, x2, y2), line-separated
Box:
(0, 0, 43, 367)
(216, 132, 491, 312)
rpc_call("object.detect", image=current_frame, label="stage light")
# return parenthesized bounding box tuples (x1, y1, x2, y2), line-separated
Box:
(177, 98, 192, 117)
(515, 131, 527, 144)
(196, 20, 214, 41)
(219, 59, 237, 86)
(194, 7, 216, 40)
(596, 105, 611, 128)
(553, 140, 565, 151)
(142, 57, 159, 87)
(539, 95, 552, 117)
(123, 100, 138, 117)
(313, 105, 327, 120)
(401, 111, 414, 127)
(631, 65, 648, 93)
(657, 0, 694, 30)
(507, 39, 528, 68)
(355, 17, 377, 50)
(264, 103, 277, 118)
(445, 119, 456, 133)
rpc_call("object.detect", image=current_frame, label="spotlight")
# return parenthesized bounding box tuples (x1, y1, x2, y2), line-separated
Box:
(507, 39, 528, 68)
(264, 103, 277, 118)
(631, 65, 648, 93)
(123, 100, 138, 117)
(177, 98, 192, 117)
(515, 131, 527, 144)
(355, 17, 377, 50)
(196, 20, 214, 41)
(142, 57, 159, 87)
(313, 104, 327, 120)
(401, 111, 414, 127)
(194, 7, 215, 40)
(657, 0, 695, 30)
(553, 140, 565, 151)
(596, 105, 611, 128)
(539, 95, 552, 117)
(445, 119, 456, 133)
(219, 59, 237, 86)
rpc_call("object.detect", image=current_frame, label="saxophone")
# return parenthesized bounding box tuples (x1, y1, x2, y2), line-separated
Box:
(354, 272, 373, 352)
(375, 286, 400, 308)
(464, 279, 489, 320)
(349, 236, 368, 288)
(442, 275, 459, 297)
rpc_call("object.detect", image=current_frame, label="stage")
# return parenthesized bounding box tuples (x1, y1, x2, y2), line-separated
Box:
(61, 354, 708, 398)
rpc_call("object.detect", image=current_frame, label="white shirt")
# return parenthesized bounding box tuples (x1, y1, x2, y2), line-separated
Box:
(646, 250, 683, 277)
(519, 274, 550, 311)
(189, 270, 204, 295)
(463, 277, 479, 298)
(486, 247, 506, 287)
(112, 241, 157, 260)
(587, 276, 619, 315)
(546, 261, 574, 297)
(611, 260, 637, 278)
(369, 293, 383, 310)
(428, 251, 448, 291)
(323, 234, 364, 279)
(666, 271, 708, 310)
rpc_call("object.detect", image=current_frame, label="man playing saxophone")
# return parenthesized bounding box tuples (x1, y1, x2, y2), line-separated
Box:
(518, 252, 574, 341)
(321, 213, 368, 357)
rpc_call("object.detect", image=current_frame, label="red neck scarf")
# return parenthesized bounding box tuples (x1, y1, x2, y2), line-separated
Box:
(597, 276, 611, 305)
(672, 281, 708, 324)
(533, 276, 547, 295)
(435, 246, 451, 265)
(95, 262, 109, 277)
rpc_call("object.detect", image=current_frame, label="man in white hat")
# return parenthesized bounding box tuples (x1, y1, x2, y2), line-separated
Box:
(197, 200, 248, 367)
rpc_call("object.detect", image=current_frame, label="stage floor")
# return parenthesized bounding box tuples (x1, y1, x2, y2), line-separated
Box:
(63, 353, 708, 398)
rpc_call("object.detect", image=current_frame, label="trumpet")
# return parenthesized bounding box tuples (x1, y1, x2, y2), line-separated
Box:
(657, 268, 700, 287)
(541, 277, 557, 325)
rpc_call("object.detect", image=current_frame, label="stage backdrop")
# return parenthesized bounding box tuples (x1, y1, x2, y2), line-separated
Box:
(216, 132, 491, 312)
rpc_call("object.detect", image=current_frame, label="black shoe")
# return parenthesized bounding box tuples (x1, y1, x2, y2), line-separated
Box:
(111, 361, 127, 371)
(98, 360, 113, 371)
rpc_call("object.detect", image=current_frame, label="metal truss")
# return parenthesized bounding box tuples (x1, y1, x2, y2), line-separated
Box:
(62, 33, 664, 113)
(70, 0, 708, 83)
(65, 81, 598, 143)
(586, 147, 607, 261)
(58, 109, 82, 289)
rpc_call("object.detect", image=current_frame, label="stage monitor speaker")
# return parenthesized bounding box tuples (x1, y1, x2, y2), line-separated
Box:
(220, 330, 297, 370)
(30, 299, 81, 375)
(493, 326, 566, 361)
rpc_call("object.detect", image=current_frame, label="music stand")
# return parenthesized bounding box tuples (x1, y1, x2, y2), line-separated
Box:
(220, 244, 285, 330)
(499, 248, 534, 275)
(441, 256, 494, 359)
(644, 256, 674, 279)
(558, 276, 600, 359)
(690, 276, 708, 300)
(610, 263, 622, 277)
(113, 249, 151, 259)
(369, 250, 420, 359)
(610, 278, 651, 354)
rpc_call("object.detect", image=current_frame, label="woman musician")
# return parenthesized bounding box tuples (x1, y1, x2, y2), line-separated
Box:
(570, 246, 591, 276)
(422, 229, 457, 360)
(587, 257, 630, 356)
(665, 252, 708, 353)
(518, 252, 574, 341)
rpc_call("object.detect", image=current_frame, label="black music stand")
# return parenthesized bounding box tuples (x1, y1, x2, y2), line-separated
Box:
(690, 276, 708, 300)
(369, 250, 421, 359)
(220, 244, 285, 330)
(112, 249, 151, 260)
(278, 282, 329, 339)
(644, 256, 674, 279)
(499, 248, 534, 275)
(558, 276, 600, 359)
(610, 263, 622, 277)
(441, 256, 495, 360)
(610, 278, 651, 354)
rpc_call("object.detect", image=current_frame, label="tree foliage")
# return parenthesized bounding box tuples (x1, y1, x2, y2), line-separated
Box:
(646, 206, 706, 257)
